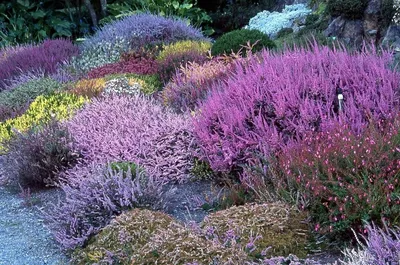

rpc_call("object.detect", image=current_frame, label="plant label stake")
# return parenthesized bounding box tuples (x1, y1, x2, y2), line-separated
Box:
(337, 87, 343, 112)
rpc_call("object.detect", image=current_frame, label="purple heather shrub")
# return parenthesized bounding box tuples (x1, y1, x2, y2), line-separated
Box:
(67, 94, 197, 182)
(359, 223, 400, 265)
(0, 39, 79, 90)
(192, 44, 400, 173)
(3, 70, 46, 91)
(42, 163, 162, 249)
(81, 13, 208, 53)
(162, 57, 235, 113)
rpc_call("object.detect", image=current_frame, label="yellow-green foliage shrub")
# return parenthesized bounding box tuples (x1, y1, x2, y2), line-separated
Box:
(0, 93, 87, 150)
(157, 40, 212, 61)
(72, 209, 175, 265)
(201, 203, 309, 259)
(69, 78, 106, 98)
(73, 208, 248, 265)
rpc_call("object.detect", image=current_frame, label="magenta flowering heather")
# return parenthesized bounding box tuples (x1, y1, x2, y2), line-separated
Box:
(0, 39, 78, 90)
(67, 95, 197, 182)
(193, 44, 400, 173)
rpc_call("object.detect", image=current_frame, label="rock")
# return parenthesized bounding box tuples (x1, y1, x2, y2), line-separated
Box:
(382, 24, 400, 50)
(363, 0, 381, 42)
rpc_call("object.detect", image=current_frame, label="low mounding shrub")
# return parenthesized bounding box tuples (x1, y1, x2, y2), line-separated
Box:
(341, 223, 400, 265)
(81, 13, 207, 54)
(0, 78, 63, 121)
(157, 50, 208, 83)
(162, 58, 235, 112)
(86, 50, 158, 79)
(201, 203, 309, 259)
(211, 29, 276, 56)
(67, 95, 196, 182)
(69, 78, 106, 98)
(0, 93, 87, 150)
(193, 44, 400, 173)
(0, 39, 78, 90)
(73, 13, 208, 74)
(2, 120, 81, 188)
(72, 209, 176, 264)
(327, 0, 369, 19)
(42, 163, 162, 249)
(272, 117, 400, 236)
(73, 203, 310, 265)
(157, 40, 212, 61)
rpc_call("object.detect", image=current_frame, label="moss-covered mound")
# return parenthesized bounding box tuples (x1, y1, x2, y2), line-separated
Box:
(201, 203, 310, 258)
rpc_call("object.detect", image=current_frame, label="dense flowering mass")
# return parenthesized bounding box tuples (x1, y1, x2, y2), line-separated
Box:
(67, 95, 196, 182)
(0, 39, 78, 90)
(193, 45, 400, 172)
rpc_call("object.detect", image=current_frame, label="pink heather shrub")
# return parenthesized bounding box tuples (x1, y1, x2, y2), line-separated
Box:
(162, 58, 235, 113)
(193, 44, 400, 173)
(67, 95, 197, 182)
(0, 39, 79, 90)
(42, 163, 162, 249)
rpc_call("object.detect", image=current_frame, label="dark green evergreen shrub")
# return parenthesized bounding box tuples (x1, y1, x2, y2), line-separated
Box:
(211, 29, 276, 56)
(276, 28, 294, 39)
(327, 0, 369, 18)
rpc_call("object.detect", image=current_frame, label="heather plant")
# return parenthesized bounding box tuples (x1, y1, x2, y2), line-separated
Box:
(0, 93, 87, 151)
(0, 78, 63, 119)
(201, 203, 309, 259)
(162, 58, 235, 112)
(340, 223, 400, 265)
(0, 39, 79, 90)
(3, 70, 46, 91)
(211, 29, 276, 56)
(68, 78, 106, 98)
(80, 13, 208, 58)
(271, 117, 400, 237)
(42, 163, 163, 249)
(67, 95, 196, 182)
(156, 40, 212, 61)
(2, 119, 81, 188)
(71, 209, 176, 264)
(70, 37, 130, 74)
(86, 50, 158, 79)
(105, 73, 162, 95)
(157, 50, 209, 83)
(193, 44, 400, 173)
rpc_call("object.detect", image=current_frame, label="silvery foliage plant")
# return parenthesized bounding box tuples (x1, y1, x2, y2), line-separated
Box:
(103, 77, 141, 95)
(245, 4, 312, 39)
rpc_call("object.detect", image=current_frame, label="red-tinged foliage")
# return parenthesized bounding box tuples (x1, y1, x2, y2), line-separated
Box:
(271, 115, 400, 236)
(86, 50, 158, 79)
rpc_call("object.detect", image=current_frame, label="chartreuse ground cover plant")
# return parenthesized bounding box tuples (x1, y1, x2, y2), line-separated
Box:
(0, 93, 87, 152)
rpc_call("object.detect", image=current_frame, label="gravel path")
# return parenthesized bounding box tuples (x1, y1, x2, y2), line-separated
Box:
(0, 156, 69, 265)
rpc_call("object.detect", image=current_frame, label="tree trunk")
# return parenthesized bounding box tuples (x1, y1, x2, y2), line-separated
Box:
(83, 0, 98, 28)
(100, 0, 107, 17)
